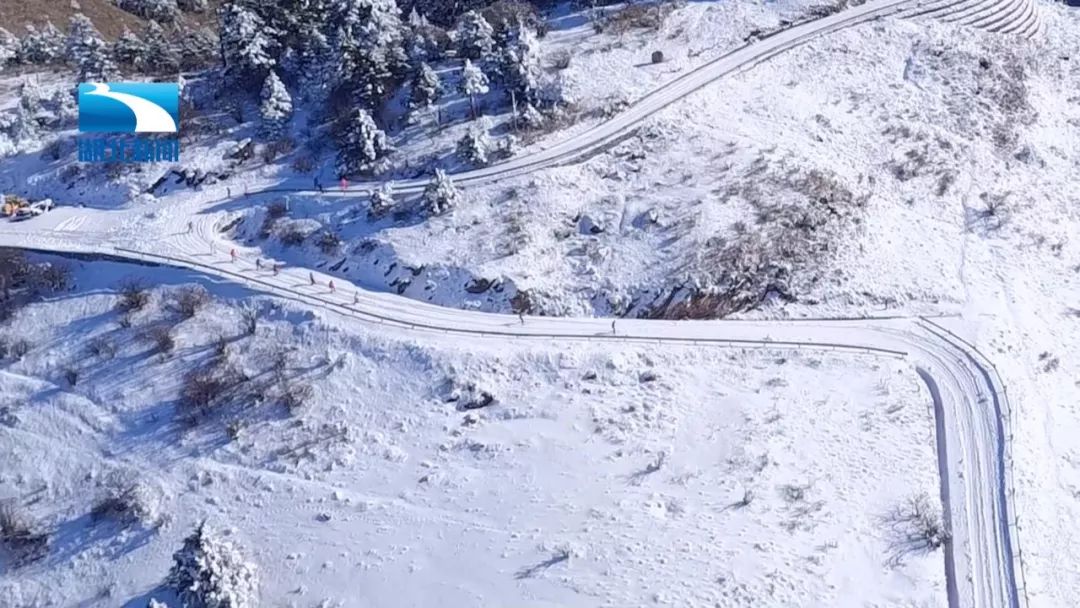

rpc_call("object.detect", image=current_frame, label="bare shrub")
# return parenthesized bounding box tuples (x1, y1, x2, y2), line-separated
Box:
(2, 338, 31, 360)
(170, 286, 211, 319)
(266, 201, 288, 220)
(604, 2, 675, 34)
(87, 336, 117, 360)
(971, 192, 1010, 233)
(0, 500, 49, 566)
(141, 325, 176, 355)
(881, 492, 950, 566)
(239, 306, 258, 337)
(117, 279, 150, 313)
(278, 224, 307, 247)
(291, 154, 315, 174)
(262, 137, 295, 164)
(316, 231, 342, 255)
(64, 368, 79, 386)
(551, 49, 572, 71)
(91, 473, 160, 527)
(280, 383, 313, 413)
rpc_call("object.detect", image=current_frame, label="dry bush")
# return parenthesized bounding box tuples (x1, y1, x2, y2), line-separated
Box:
(170, 285, 211, 319)
(881, 492, 950, 567)
(603, 2, 676, 34)
(278, 224, 308, 247)
(87, 336, 117, 360)
(262, 137, 296, 164)
(280, 383, 313, 413)
(91, 472, 160, 527)
(1, 338, 31, 361)
(0, 500, 49, 566)
(117, 279, 150, 313)
(316, 231, 342, 255)
(141, 325, 176, 355)
(291, 154, 315, 174)
(178, 358, 247, 422)
(239, 305, 258, 337)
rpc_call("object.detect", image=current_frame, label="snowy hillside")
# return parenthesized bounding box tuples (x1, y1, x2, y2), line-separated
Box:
(0, 0, 1078, 606)
(0, 258, 943, 606)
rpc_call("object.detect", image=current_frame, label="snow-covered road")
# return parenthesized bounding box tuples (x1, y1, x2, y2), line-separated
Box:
(0, 219, 1021, 608)
(0, 0, 1041, 605)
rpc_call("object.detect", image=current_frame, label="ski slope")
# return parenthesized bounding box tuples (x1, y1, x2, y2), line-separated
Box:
(0, 0, 1044, 605)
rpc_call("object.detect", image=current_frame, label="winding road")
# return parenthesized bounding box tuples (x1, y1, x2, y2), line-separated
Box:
(0, 0, 1040, 606)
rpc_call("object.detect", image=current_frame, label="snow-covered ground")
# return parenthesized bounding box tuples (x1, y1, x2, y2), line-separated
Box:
(2, 0, 1079, 605)
(0, 259, 943, 606)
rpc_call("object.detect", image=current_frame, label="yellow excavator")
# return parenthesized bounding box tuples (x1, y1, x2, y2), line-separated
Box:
(1, 195, 28, 217)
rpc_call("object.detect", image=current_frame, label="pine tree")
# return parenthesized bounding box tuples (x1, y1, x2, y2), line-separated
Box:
(66, 14, 116, 82)
(456, 126, 490, 166)
(409, 62, 442, 109)
(423, 169, 458, 215)
(459, 59, 488, 119)
(0, 28, 16, 71)
(335, 108, 391, 177)
(499, 24, 542, 103)
(520, 102, 545, 130)
(9, 81, 42, 144)
(219, 3, 278, 82)
(168, 523, 259, 608)
(455, 10, 493, 61)
(112, 28, 149, 72)
(19, 22, 64, 65)
(331, 0, 409, 107)
(143, 21, 181, 74)
(260, 71, 293, 136)
(369, 181, 395, 217)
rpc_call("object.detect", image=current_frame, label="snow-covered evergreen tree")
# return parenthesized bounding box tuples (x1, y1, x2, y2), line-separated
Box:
(369, 181, 395, 217)
(178, 27, 217, 70)
(498, 24, 542, 102)
(331, 0, 409, 107)
(423, 168, 458, 215)
(409, 62, 442, 109)
(520, 102, 545, 130)
(459, 59, 489, 118)
(142, 21, 182, 74)
(8, 81, 43, 144)
(0, 28, 17, 70)
(178, 0, 209, 11)
(18, 22, 64, 65)
(112, 28, 150, 72)
(116, 0, 180, 23)
(455, 10, 493, 61)
(66, 15, 116, 82)
(219, 3, 278, 82)
(260, 70, 293, 136)
(335, 108, 391, 176)
(456, 126, 490, 166)
(168, 523, 260, 608)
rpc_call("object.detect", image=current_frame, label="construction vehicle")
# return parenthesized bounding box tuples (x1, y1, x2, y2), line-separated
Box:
(2, 194, 28, 217)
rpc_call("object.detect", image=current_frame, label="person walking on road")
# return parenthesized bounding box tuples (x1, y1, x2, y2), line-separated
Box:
(353, 292, 359, 305)
(187, 221, 193, 234)
(518, 312, 525, 326)
(309, 272, 316, 286)
(255, 258, 262, 270)
(273, 264, 279, 276)
(611, 320, 616, 335)
(226, 187, 231, 198)
(230, 248, 237, 262)
(328, 280, 336, 293)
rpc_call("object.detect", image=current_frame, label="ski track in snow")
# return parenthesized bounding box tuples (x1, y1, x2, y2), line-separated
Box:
(0, 0, 1043, 605)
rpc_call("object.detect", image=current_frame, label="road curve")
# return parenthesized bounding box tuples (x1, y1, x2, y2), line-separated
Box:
(0, 0, 1037, 605)
(254, 0, 1039, 198)
(0, 218, 1021, 608)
